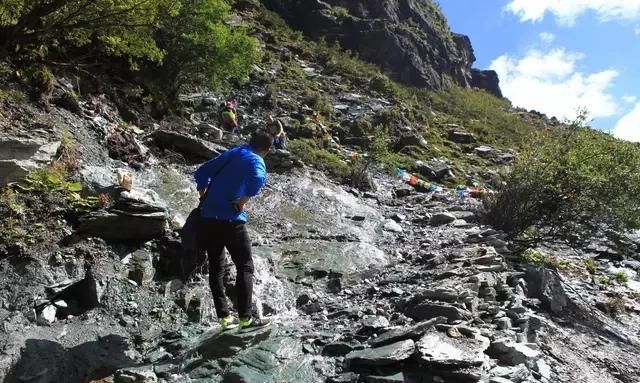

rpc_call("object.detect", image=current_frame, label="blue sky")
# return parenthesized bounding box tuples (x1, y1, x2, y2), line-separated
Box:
(438, 0, 640, 141)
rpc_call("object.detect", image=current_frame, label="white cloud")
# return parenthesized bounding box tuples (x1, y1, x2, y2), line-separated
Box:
(506, 0, 640, 25)
(490, 48, 619, 121)
(539, 32, 556, 43)
(614, 103, 640, 141)
(623, 95, 638, 103)
(635, 24, 640, 35)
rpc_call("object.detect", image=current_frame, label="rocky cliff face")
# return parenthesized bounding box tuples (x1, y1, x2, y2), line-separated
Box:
(263, 0, 502, 97)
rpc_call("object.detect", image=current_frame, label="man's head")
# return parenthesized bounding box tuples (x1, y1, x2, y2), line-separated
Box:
(249, 130, 274, 157)
(225, 100, 234, 110)
(266, 114, 274, 124)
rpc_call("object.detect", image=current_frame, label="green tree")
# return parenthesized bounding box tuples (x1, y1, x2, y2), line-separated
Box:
(150, 0, 260, 99)
(0, 0, 180, 64)
(484, 112, 640, 249)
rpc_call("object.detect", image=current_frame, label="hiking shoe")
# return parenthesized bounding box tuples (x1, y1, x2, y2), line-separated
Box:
(219, 315, 239, 331)
(238, 317, 271, 332)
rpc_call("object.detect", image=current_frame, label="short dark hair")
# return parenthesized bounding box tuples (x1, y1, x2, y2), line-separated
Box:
(250, 130, 274, 152)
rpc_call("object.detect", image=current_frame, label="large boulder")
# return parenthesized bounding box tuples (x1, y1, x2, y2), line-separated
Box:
(417, 329, 490, 368)
(77, 188, 167, 241)
(151, 130, 226, 160)
(262, 0, 501, 94)
(416, 329, 490, 381)
(406, 302, 472, 322)
(415, 160, 453, 182)
(0, 137, 61, 186)
(265, 149, 304, 173)
(448, 130, 475, 144)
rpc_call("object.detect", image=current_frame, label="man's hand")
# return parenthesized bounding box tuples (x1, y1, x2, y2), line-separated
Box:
(234, 196, 250, 213)
(198, 188, 207, 198)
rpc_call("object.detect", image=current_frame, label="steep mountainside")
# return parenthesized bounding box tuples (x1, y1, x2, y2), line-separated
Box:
(262, 0, 502, 97)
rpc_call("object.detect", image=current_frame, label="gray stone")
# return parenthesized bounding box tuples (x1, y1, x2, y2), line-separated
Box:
(78, 210, 166, 240)
(77, 188, 167, 240)
(115, 366, 158, 383)
(448, 130, 475, 144)
(359, 316, 390, 332)
(128, 250, 155, 286)
(383, 219, 403, 233)
(370, 317, 446, 347)
(345, 339, 415, 369)
(474, 145, 493, 157)
(490, 365, 529, 382)
(429, 213, 457, 226)
(497, 153, 516, 163)
(198, 123, 224, 140)
(37, 304, 57, 325)
(488, 338, 542, 366)
(407, 303, 472, 322)
(417, 329, 490, 368)
(496, 317, 512, 330)
(151, 130, 226, 159)
(393, 186, 414, 198)
(535, 359, 552, 380)
(418, 288, 469, 302)
(322, 342, 356, 356)
(415, 160, 453, 182)
(0, 137, 61, 185)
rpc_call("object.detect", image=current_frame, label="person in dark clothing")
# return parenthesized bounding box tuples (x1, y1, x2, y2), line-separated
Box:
(194, 130, 274, 331)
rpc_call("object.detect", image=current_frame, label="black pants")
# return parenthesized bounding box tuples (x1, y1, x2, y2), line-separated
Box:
(197, 218, 254, 319)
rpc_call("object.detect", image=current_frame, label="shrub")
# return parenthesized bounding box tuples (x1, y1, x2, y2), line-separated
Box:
(288, 139, 348, 179)
(520, 248, 571, 270)
(151, 0, 260, 99)
(604, 295, 626, 316)
(484, 113, 640, 249)
(613, 271, 629, 284)
(1, 1, 259, 102)
(304, 92, 333, 118)
(347, 134, 389, 190)
(1, 0, 178, 63)
(585, 258, 597, 275)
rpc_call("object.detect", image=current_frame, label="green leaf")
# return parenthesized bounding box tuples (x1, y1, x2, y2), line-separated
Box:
(67, 182, 83, 192)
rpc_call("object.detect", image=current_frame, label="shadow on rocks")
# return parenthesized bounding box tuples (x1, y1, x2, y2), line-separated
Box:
(3, 335, 135, 383)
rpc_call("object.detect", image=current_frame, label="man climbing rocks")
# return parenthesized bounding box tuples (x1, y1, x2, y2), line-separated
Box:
(220, 100, 239, 133)
(266, 114, 287, 150)
(193, 130, 274, 331)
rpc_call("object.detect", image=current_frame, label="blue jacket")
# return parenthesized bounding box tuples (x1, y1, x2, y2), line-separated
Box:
(194, 145, 267, 222)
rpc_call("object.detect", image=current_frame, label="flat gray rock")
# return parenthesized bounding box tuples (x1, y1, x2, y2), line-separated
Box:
(345, 339, 415, 369)
(417, 329, 490, 368)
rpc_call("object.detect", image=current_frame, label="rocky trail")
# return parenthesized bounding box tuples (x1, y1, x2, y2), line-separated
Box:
(2, 94, 640, 383)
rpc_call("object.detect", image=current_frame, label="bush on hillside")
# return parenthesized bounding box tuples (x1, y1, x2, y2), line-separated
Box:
(151, 0, 260, 99)
(484, 115, 640, 249)
(0, 0, 258, 102)
(0, 0, 179, 63)
(288, 139, 349, 179)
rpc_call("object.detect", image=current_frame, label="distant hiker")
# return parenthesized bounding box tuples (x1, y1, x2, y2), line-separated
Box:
(310, 111, 330, 148)
(266, 114, 287, 150)
(193, 130, 274, 331)
(220, 100, 239, 133)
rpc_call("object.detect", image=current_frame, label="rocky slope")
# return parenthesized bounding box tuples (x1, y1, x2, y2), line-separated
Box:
(1, 2, 640, 383)
(261, 0, 502, 97)
(2, 74, 640, 383)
